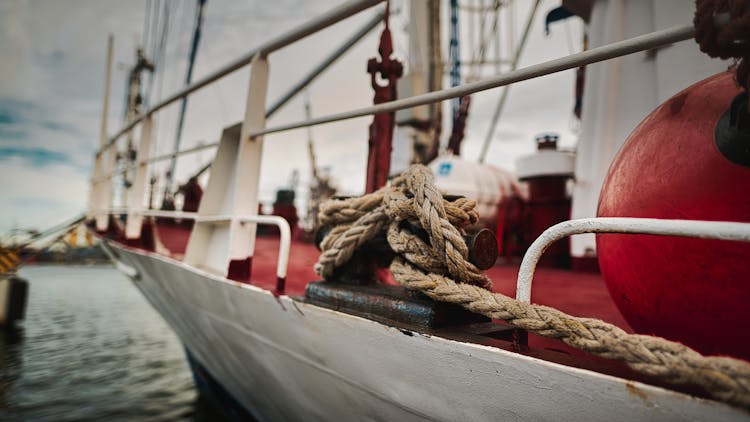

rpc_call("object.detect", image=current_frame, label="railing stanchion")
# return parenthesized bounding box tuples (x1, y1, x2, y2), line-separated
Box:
(183, 54, 270, 281)
(231, 53, 270, 279)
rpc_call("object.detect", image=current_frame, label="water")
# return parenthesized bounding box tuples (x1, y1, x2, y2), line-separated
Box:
(0, 265, 225, 421)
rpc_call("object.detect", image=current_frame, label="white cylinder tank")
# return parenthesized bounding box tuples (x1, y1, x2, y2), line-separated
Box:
(428, 154, 524, 228)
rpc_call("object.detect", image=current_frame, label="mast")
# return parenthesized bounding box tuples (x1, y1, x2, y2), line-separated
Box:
(100, 35, 114, 151)
(89, 34, 114, 227)
(165, 0, 207, 194)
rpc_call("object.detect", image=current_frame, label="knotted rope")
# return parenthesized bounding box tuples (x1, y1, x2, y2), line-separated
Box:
(316, 164, 750, 409)
(694, 0, 750, 90)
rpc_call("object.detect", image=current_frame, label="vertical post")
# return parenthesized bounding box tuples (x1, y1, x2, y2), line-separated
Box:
(227, 53, 269, 280)
(126, 116, 154, 239)
(365, 5, 403, 193)
(92, 35, 114, 231)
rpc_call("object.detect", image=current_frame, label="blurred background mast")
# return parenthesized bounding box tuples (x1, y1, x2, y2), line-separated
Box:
(164, 0, 207, 201)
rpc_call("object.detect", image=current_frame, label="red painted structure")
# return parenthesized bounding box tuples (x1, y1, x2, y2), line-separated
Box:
(597, 72, 750, 360)
(364, 4, 402, 193)
(518, 135, 573, 268)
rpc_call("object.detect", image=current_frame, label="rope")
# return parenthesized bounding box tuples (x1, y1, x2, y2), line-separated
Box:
(694, 0, 750, 90)
(315, 164, 750, 409)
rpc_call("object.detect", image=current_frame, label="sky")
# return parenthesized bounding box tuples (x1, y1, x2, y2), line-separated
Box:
(0, 0, 583, 235)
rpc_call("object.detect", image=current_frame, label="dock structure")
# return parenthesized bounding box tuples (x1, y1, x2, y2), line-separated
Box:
(0, 248, 27, 328)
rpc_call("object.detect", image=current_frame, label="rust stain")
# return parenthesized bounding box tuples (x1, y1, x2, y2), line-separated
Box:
(626, 381, 648, 402)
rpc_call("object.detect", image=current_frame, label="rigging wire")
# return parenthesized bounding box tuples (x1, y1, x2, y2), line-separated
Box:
(478, 0, 541, 163)
(469, 0, 502, 81)
(166, 0, 208, 192)
(142, 0, 152, 52)
(151, 0, 176, 186)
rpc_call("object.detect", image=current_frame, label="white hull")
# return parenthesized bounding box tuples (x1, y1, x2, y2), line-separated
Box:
(103, 241, 747, 421)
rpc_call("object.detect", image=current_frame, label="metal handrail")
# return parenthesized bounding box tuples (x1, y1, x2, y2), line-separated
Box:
(249, 24, 695, 137)
(119, 209, 292, 294)
(101, 0, 384, 151)
(515, 218, 750, 303)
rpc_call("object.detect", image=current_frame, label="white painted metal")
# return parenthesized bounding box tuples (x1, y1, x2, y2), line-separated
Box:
(515, 149, 575, 180)
(232, 54, 269, 262)
(568, 1, 731, 261)
(137, 209, 292, 279)
(184, 124, 241, 274)
(249, 24, 695, 137)
(126, 116, 154, 239)
(516, 218, 750, 303)
(240, 215, 291, 279)
(104, 242, 749, 421)
(181, 56, 271, 276)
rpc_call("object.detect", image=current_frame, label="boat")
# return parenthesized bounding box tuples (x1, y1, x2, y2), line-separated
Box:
(86, 0, 750, 420)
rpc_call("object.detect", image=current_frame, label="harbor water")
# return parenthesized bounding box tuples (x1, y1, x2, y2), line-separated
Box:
(0, 265, 224, 421)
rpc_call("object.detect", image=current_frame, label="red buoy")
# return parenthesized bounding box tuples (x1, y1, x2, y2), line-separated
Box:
(597, 72, 750, 360)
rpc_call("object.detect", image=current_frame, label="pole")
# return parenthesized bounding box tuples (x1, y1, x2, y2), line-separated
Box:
(100, 35, 114, 153)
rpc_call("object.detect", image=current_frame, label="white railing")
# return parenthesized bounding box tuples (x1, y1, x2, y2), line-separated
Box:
(114, 209, 292, 294)
(248, 24, 694, 137)
(515, 218, 750, 303)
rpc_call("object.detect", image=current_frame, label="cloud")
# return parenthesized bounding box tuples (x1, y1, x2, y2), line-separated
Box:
(0, 161, 88, 233)
(0, 146, 72, 167)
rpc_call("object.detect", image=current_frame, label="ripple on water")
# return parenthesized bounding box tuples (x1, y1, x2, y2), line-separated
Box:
(0, 265, 225, 421)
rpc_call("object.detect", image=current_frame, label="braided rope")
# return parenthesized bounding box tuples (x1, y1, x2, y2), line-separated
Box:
(694, 0, 750, 89)
(315, 164, 750, 409)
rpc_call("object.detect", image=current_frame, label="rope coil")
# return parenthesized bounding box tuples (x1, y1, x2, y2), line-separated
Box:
(316, 164, 750, 409)
(694, 0, 750, 89)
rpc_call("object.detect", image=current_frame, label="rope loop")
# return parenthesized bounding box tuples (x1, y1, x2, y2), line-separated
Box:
(694, 0, 750, 89)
